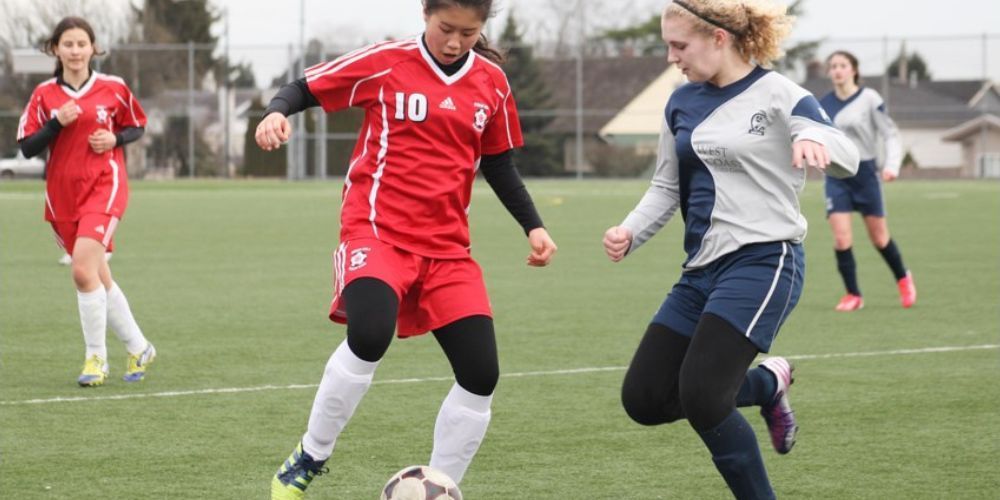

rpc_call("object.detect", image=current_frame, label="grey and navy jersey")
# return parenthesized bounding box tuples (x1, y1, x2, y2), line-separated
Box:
(819, 87, 902, 175)
(621, 66, 859, 270)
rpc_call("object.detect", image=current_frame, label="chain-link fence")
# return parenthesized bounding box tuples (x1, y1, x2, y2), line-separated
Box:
(1, 33, 997, 180)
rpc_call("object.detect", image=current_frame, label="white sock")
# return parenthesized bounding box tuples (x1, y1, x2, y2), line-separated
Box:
(77, 287, 108, 361)
(106, 282, 149, 354)
(301, 340, 379, 460)
(429, 383, 493, 484)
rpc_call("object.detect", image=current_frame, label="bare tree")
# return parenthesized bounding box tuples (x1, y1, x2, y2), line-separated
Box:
(0, 0, 134, 62)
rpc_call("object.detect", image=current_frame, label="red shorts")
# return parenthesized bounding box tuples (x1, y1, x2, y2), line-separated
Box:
(51, 214, 118, 255)
(329, 238, 492, 337)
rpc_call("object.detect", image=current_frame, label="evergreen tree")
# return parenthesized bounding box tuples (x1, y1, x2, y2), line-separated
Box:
(499, 13, 562, 176)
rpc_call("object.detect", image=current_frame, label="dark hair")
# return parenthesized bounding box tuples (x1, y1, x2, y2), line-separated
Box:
(423, 0, 505, 64)
(43, 16, 104, 77)
(827, 50, 860, 85)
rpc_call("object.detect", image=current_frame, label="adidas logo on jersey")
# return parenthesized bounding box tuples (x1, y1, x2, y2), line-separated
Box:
(439, 97, 457, 111)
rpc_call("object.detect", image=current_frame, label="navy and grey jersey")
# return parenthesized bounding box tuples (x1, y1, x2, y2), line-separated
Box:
(819, 87, 902, 175)
(621, 66, 859, 270)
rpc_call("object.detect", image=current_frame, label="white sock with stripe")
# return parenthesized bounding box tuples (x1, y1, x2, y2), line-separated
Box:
(77, 287, 108, 361)
(429, 383, 493, 484)
(302, 340, 379, 460)
(106, 282, 149, 354)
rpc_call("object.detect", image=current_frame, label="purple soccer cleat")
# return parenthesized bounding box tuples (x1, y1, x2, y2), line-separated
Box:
(759, 357, 797, 454)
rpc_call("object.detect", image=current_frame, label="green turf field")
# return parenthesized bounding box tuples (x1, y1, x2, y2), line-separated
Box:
(1, 179, 998, 499)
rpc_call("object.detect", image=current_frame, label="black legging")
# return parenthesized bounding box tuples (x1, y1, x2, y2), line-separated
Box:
(342, 278, 499, 396)
(621, 313, 761, 432)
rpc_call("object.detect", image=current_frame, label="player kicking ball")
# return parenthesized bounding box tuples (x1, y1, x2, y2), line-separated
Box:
(257, 1, 557, 498)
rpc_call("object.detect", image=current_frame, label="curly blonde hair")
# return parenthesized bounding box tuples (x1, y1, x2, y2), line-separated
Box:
(663, 0, 793, 68)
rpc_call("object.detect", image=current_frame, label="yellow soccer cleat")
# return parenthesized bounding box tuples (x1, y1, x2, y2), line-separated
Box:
(123, 343, 156, 382)
(78, 355, 108, 387)
(271, 442, 328, 499)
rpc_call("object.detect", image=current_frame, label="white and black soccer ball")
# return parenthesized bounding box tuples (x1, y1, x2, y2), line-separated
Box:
(380, 465, 463, 500)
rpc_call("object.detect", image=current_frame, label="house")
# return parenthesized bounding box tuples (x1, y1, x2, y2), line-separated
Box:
(537, 55, 669, 175)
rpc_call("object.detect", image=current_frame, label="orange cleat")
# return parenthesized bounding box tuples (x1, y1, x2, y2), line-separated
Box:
(897, 272, 917, 308)
(835, 294, 864, 312)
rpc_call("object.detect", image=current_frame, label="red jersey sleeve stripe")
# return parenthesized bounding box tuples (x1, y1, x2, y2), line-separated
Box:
(114, 93, 141, 127)
(305, 39, 401, 77)
(349, 69, 392, 106)
(306, 40, 417, 83)
(501, 90, 513, 149)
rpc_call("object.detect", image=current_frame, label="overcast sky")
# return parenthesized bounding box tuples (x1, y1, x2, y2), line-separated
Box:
(214, 0, 998, 85)
(4, 0, 997, 83)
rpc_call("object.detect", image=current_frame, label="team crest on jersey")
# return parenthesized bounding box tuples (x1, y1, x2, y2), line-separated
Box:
(349, 247, 371, 271)
(95, 105, 109, 124)
(748, 110, 768, 136)
(473, 103, 489, 132)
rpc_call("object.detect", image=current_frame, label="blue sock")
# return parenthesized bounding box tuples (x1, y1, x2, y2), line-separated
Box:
(835, 247, 861, 295)
(736, 366, 777, 407)
(696, 409, 775, 500)
(877, 239, 908, 280)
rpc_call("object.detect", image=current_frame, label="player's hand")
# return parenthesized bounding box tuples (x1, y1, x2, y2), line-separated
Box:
(881, 169, 898, 182)
(526, 227, 557, 267)
(56, 100, 81, 126)
(255, 112, 291, 151)
(603, 226, 633, 262)
(792, 139, 830, 170)
(88, 129, 116, 154)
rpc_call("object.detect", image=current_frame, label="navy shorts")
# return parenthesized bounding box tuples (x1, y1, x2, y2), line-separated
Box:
(651, 241, 804, 353)
(825, 159, 885, 216)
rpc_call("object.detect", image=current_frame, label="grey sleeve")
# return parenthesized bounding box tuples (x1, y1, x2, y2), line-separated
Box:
(871, 99, 903, 175)
(620, 116, 682, 256)
(789, 95, 860, 179)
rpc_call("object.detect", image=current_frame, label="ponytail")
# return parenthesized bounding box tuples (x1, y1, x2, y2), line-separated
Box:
(474, 33, 505, 64)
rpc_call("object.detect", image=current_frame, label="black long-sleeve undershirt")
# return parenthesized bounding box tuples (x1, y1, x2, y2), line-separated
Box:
(264, 78, 319, 117)
(481, 150, 545, 235)
(19, 118, 144, 159)
(18, 118, 62, 158)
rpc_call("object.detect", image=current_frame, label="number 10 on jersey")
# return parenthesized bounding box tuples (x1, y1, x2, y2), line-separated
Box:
(394, 92, 428, 122)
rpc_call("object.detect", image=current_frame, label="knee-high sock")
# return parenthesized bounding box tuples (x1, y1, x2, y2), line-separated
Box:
(429, 383, 492, 484)
(302, 340, 378, 460)
(106, 282, 149, 354)
(77, 287, 108, 360)
(835, 248, 861, 295)
(698, 409, 775, 500)
(876, 239, 908, 280)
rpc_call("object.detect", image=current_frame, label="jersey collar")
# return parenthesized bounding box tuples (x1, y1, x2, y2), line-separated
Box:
(416, 34, 476, 86)
(57, 70, 98, 99)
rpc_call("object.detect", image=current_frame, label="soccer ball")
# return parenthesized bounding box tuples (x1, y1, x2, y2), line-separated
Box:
(380, 465, 463, 500)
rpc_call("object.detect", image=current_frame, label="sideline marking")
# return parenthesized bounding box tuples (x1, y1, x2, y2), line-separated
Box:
(2, 344, 996, 406)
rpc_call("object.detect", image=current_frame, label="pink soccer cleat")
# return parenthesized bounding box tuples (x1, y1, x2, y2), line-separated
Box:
(897, 272, 917, 308)
(834, 294, 864, 312)
(759, 357, 797, 455)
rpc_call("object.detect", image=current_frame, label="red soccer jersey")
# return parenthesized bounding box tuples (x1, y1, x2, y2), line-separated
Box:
(306, 37, 525, 259)
(17, 72, 146, 222)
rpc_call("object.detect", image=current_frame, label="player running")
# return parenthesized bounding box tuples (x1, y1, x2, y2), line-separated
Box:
(257, 1, 557, 498)
(603, 1, 859, 498)
(17, 16, 156, 387)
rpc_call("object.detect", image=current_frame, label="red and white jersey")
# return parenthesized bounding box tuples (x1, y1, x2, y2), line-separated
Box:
(306, 36, 524, 259)
(17, 72, 146, 222)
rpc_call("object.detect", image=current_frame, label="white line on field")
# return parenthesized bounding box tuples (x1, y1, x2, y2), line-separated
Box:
(2, 344, 996, 406)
